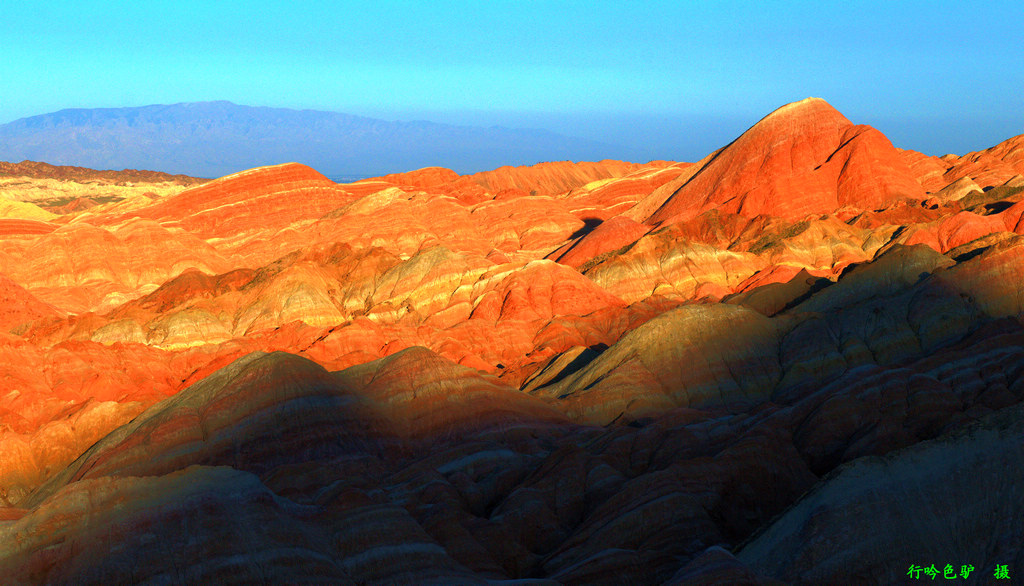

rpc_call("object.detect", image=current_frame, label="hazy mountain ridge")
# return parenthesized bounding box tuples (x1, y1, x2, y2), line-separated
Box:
(0, 101, 631, 178)
(0, 160, 203, 184)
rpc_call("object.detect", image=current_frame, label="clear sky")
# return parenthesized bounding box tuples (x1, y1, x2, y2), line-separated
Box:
(2, 0, 1022, 162)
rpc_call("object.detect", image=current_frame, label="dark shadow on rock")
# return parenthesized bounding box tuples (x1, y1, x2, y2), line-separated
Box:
(953, 247, 990, 263)
(546, 343, 608, 388)
(723, 270, 833, 317)
(567, 217, 603, 241)
(982, 200, 1015, 215)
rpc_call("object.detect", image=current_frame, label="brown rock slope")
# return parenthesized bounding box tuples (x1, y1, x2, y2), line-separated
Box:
(0, 160, 205, 184)
(738, 401, 1024, 584)
(2, 99, 1024, 583)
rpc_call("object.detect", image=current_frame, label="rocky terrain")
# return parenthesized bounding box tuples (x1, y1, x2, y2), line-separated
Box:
(0, 97, 1022, 584)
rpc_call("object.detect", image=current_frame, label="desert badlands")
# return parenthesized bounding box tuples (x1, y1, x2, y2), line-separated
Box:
(0, 98, 1023, 583)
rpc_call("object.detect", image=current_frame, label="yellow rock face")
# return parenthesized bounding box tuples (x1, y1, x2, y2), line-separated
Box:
(0, 199, 56, 221)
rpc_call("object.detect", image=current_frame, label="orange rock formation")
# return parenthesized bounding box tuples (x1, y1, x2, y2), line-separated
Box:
(2, 98, 1024, 583)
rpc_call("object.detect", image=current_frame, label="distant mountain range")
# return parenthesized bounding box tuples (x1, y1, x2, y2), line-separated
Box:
(0, 101, 634, 178)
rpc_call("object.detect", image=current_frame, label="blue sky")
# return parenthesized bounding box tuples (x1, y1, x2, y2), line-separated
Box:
(2, 0, 1022, 161)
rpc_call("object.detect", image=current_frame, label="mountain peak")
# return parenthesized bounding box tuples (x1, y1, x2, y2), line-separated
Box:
(742, 97, 851, 144)
(767, 96, 836, 116)
(176, 100, 238, 109)
(644, 98, 919, 223)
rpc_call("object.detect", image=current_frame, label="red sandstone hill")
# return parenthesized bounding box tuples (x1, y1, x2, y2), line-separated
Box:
(2, 99, 1024, 583)
(645, 97, 925, 224)
(110, 162, 355, 236)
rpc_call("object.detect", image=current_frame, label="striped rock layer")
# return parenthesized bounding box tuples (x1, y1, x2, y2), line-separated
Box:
(2, 99, 1024, 583)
